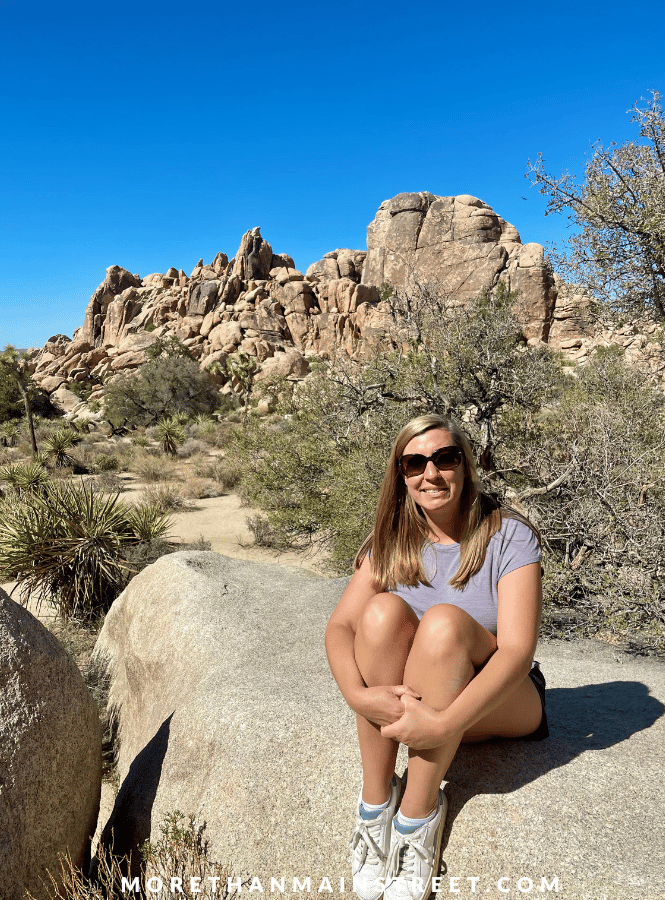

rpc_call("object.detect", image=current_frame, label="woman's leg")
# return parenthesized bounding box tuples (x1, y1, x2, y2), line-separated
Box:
(398, 604, 498, 818)
(354, 593, 419, 803)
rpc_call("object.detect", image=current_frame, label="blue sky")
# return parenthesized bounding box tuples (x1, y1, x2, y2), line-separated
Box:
(1, 0, 664, 349)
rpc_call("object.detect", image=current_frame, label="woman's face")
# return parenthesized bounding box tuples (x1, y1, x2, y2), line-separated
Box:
(400, 428, 465, 523)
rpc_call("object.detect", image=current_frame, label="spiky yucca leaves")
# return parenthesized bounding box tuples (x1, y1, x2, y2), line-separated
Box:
(0, 459, 50, 493)
(156, 417, 186, 456)
(0, 481, 172, 620)
(126, 502, 173, 542)
(2, 420, 20, 446)
(43, 428, 81, 468)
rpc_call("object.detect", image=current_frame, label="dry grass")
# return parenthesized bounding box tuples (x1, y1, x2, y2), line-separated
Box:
(31, 812, 244, 899)
(133, 453, 179, 484)
(141, 483, 192, 513)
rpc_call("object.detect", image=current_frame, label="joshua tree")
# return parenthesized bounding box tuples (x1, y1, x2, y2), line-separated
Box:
(0, 345, 38, 455)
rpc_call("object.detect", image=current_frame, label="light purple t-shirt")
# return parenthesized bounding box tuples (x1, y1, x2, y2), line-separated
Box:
(393, 516, 541, 636)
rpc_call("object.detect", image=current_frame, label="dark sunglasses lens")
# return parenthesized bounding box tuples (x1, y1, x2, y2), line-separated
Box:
(432, 447, 462, 469)
(401, 454, 427, 477)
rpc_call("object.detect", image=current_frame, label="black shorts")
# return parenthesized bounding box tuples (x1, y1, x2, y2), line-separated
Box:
(522, 662, 549, 741)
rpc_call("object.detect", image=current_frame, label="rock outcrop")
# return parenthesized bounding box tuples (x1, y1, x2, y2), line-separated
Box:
(25, 193, 665, 414)
(0, 589, 102, 900)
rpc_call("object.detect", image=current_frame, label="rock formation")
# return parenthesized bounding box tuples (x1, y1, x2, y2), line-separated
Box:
(25, 193, 665, 417)
(0, 589, 102, 900)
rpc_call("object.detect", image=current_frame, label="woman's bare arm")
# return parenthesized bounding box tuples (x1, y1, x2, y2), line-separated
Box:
(325, 556, 418, 725)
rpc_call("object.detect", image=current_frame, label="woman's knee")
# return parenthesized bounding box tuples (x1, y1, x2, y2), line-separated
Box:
(417, 604, 493, 662)
(356, 592, 417, 650)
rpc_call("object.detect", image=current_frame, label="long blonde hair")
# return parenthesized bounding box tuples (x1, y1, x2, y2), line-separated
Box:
(355, 414, 538, 590)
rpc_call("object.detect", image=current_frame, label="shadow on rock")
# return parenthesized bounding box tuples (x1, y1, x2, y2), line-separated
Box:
(442, 680, 664, 844)
(95, 714, 173, 876)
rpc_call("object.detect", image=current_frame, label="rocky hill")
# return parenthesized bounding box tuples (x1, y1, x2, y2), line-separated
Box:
(26, 192, 664, 415)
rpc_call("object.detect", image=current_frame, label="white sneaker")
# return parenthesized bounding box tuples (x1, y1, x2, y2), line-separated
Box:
(350, 774, 403, 900)
(383, 789, 448, 900)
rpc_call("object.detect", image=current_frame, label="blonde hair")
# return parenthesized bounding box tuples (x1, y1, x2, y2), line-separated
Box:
(355, 414, 538, 590)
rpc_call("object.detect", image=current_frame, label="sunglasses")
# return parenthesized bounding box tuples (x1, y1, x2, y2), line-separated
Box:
(399, 445, 463, 478)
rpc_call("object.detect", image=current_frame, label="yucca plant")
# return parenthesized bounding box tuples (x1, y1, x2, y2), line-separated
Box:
(0, 460, 50, 494)
(126, 502, 174, 543)
(0, 481, 172, 620)
(156, 417, 186, 456)
(2, 421, 21, 447)
(43, 428, 82, 468)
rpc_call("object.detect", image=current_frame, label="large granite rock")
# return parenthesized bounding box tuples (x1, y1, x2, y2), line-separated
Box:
(0, 589, 102, 900)
(91, 553, 665, 899)
(361, 192, 557, 340)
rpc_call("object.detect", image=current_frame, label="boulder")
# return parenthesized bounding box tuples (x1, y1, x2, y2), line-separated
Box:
(361, 192, 557, 340)
(93, 553, 350, 881)
(50, 385, 83, 413)
(0, 589, 101, 900)
(254, 349, 309, 380)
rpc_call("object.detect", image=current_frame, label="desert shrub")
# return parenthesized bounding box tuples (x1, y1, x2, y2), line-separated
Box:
(179, 438, 209, 458)
(132, 433, 150, 447)
(208, 457, 242, 492)
(0, 459, 50, 494)
(0, 481, 172, 621)
(134, 453, 178, 483)
(32, 810, 242, 900)
(42, 428, 82, 469)
(142, 483, 191, 513)
(89, 452, 122, 473)
(1, 420, 20, 446)
(245, 513, 280, 548)
(183, 478, 224, 500)
(155, 417, 187, 456)
(93, 472, 124, 493)
(104, 355, 221, 429)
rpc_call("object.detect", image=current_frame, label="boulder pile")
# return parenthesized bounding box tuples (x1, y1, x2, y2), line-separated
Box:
(24, 193, 665, 413)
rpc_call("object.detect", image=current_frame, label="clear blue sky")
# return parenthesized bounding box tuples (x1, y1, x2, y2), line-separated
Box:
(1, 0, 664, 349)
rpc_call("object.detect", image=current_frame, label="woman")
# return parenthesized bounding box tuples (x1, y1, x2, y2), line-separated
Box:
(325, 414, 547, 900)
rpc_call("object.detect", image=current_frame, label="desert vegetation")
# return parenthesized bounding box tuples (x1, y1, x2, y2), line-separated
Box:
(232, 282, 665, 652)
(32, 811, 244, 900)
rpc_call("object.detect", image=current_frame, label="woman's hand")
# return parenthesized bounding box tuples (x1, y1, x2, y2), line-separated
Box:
(380, 694, 452, 750)
(353, 685, 421, 728)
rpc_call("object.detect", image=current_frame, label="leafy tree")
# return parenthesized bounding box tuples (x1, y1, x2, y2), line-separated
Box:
(233, 283, 565, 571)
(527, 91, 665, 321)
(145, 335, 196, 361)
(104, 355, 220, 429)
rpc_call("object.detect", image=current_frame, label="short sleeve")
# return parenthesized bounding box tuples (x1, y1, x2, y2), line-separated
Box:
(496, 518, 542, 582)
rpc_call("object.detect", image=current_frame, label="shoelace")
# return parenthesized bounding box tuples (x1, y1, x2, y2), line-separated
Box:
(350, 816, 387, 868)
(385, 831, 433, 882)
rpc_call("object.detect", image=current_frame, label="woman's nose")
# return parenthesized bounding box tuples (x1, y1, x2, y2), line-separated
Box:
(423, 459, 441, 479)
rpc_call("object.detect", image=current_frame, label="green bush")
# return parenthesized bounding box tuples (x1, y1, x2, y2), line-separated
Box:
(104, 355, 221, 429)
